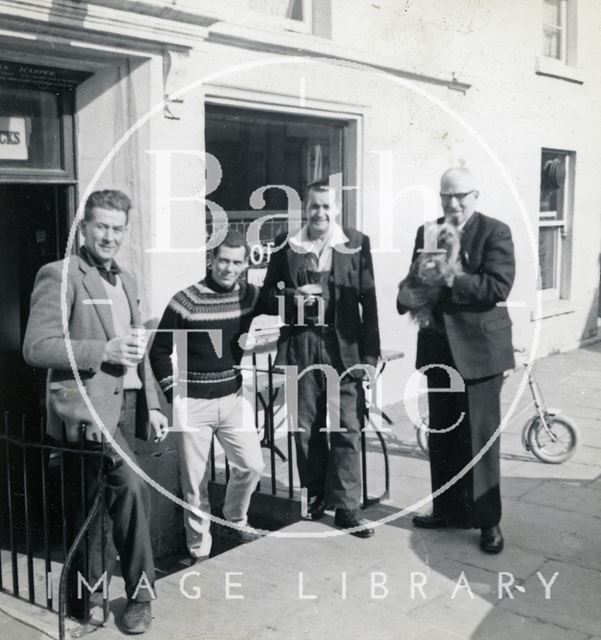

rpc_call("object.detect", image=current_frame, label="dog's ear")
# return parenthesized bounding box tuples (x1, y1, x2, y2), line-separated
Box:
(438, 223, 462, 263)
(438, 222, 461, 244)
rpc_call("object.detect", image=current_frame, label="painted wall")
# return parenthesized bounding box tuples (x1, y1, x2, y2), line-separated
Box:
(72, 0, 601, 408)
(1, 0, 600, 558)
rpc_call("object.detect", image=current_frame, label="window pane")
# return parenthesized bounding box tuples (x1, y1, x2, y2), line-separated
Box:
(205, 105, 344, 250)
(543, 26, 562, 59)
(540, 188, 558, 214)
(248, 0, 304, 20)
(543, 0, 562, 26)
(540, 152, 566, 217)
(538, 227, 558, 290)
(0, 87, 62, 170)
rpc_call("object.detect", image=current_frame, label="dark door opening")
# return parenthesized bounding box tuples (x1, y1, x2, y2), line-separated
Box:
(204, 104, 354, 281)
(0, 183, 72, 419)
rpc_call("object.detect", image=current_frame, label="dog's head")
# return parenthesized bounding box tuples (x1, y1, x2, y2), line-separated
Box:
(412, 223, 462, 285)
(437, 222, 461, 258)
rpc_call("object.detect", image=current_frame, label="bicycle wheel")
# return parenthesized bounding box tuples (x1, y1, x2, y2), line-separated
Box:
(416, 425, 429, 456)
(415, 393, 430, 456)
(526, 414, 579, 464)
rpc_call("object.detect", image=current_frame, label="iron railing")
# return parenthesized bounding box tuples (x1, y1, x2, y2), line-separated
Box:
(0, 411, 109, 640)
(0, 357, 392, 638)
(218, 352, 391, 509)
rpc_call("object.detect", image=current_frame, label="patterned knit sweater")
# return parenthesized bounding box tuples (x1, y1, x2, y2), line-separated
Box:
(149, 276, 262, 401)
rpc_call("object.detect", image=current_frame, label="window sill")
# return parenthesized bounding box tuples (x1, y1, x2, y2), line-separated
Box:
(535, 57, 584, 84)
(531, 298, 575, 321)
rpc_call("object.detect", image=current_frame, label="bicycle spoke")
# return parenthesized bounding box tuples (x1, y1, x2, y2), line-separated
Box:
(533, 419, 575, 458)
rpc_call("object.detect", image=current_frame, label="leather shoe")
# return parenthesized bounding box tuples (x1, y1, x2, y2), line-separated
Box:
(334, 509, 375, 538)
(121, 601, 152, 635)
(480, 526, 504, 554)
(218, 522, 262, 544)
(86, 603, 106, 627)
(234, 527, 262, 544)
(304, 494, 326, 521)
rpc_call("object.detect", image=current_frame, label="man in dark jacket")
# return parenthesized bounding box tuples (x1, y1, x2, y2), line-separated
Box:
(397, 167, 515, 554)
(261, 179, 380, 538)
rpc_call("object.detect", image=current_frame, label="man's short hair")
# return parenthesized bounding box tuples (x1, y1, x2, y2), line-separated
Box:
(213, 229, 250, 260)
(84, 190, 132, 222)
(304, 179, 340, 207)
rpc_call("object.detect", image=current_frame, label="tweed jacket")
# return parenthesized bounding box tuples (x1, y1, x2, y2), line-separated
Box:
(399, 212, 516, 380)
(260, 227, 381, 373)
(23, 256, 160, 442)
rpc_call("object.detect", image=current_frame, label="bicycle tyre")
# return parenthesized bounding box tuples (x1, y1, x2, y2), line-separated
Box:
(416, 423, 429, 456)
(526, 414, 579, 464)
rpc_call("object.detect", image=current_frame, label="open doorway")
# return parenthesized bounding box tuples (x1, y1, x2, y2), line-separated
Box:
(0, 184, 72, 418)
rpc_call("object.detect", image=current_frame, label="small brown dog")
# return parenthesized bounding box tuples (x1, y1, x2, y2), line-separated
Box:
(397, 223, 463, 328)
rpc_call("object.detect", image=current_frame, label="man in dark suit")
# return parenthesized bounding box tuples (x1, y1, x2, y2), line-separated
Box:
(23, 190, 168, 633)
(261, 179, 380, 538)
(397, 167, 515, 554)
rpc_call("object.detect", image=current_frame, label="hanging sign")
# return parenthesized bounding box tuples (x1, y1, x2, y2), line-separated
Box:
(0, 117, 27, 160)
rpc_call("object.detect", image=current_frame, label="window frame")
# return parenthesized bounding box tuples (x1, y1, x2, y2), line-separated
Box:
(203, 97, 360, 279)
(538, 148, 575, 301)
(246, 0, 313, 34)
(204, 95, 360, 222)
(536, 0, 583, 83)
(542, 0, 568, 63)
(537, 0, 583, 81)
(175, 0, 314, 35)
(0, 85, 76, 183)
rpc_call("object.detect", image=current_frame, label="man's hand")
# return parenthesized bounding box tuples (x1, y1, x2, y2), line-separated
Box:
(444, 272, 456, 288)
(103, 335, 147, 366)
(149, 409, 169, 442)
(362, 379, 372, 408)
(297, 284, 319, 295)
(397, 282, 428, 310)
(296, 284, 322, 302)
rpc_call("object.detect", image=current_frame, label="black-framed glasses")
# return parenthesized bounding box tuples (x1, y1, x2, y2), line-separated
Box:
(439, 189, 476, 202)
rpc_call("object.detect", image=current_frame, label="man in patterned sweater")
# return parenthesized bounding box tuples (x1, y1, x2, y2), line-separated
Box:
(150, 231, 266, 560)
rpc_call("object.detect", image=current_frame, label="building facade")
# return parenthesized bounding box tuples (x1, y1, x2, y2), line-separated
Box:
(1, 0, 600, 550)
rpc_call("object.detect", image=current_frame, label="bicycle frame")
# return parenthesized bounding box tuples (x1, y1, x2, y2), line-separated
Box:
(522, 368, 564, 449)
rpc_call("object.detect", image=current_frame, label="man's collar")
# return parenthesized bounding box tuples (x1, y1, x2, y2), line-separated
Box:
(79, 246, 121, 285)
(457, 211, 478, 234)
(442, 211, 478, 236)
(204, 271, 239, 294)
(289, 221, 349, 251)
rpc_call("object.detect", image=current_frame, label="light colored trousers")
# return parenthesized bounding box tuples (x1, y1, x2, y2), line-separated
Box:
(173, 391, 264, 558)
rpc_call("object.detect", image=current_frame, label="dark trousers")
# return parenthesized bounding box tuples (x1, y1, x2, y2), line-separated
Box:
(292, 328, 363, 511)
(425, 337, 503, 529)
(72, 391, 155, 608)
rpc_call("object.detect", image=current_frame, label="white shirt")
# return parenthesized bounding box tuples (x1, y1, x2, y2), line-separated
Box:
(288, 221, 349, 272)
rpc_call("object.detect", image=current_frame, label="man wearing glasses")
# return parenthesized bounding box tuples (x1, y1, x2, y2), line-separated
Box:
(397, 167, 515, 554)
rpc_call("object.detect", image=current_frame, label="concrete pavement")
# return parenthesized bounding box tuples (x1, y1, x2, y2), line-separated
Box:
(3, 342, 600, 639)
(1, 608, 51, 640)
